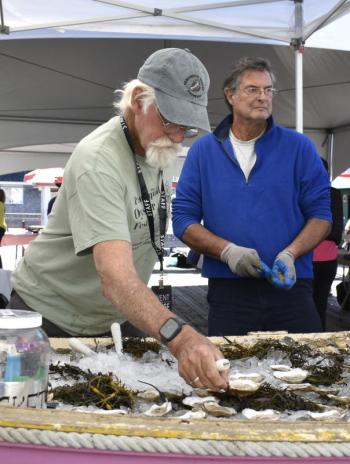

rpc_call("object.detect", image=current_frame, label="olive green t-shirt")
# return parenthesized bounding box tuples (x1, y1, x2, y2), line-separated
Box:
(12, 117, 171, 335)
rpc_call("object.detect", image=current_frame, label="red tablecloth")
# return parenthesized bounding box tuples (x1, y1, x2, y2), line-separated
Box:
(2, 232, 37, 246)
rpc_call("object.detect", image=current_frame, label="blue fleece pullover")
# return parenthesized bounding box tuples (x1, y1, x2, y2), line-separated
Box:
(172, 115, 331, 279)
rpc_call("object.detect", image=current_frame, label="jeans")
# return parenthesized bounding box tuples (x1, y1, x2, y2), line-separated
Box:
(207, 278, 322, 336)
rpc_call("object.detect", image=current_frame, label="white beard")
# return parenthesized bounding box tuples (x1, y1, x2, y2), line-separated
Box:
(145, 137, 182, 170)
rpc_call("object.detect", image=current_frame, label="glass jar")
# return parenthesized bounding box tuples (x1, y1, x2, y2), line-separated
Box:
(0, 309, 50, 408)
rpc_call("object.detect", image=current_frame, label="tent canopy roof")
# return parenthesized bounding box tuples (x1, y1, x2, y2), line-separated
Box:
(2, 1, 350, 50)
(1, 1, 350, 177)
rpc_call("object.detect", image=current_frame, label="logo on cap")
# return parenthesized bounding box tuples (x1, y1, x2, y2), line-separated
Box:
(184, 75, 204, 98)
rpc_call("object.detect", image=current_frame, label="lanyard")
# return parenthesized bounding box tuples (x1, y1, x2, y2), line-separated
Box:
(120, 116, 167, 273)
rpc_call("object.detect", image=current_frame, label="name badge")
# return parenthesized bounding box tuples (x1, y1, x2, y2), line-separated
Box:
(152, 284, 172, 310)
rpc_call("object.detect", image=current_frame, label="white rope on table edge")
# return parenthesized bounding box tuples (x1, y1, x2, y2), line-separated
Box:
(2, 427, 350, 457)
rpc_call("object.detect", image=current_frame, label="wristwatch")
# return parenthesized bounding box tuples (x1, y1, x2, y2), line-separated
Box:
(159, 317, 187, 344)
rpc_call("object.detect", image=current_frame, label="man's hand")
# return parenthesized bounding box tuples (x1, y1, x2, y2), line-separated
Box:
(220, 242, 262, 277)
(270, 250, 296, 290)
(168, 326, 229, 391)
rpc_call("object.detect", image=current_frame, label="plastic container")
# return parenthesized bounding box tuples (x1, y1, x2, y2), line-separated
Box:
(0, 309, 50, 408)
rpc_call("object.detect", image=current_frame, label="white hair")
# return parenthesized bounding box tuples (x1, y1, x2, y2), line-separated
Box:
(113, 79, 156, 114)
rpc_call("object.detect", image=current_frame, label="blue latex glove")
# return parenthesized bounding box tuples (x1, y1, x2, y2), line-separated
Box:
(270, 251, 296, 290)
(258, 261, 273, 280)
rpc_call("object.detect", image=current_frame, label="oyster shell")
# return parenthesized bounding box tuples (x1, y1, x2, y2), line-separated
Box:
(309, 409, 345, 421)
(215, 359, 231, 371)
(192, 388, 212, 397)
(270, 364, 292, 371)
(273, 368, 309, 383)
(137, 389, 160, 400)
(242, 408, 280, 421)
(144, 401, 172, 417)
(327, 394, 350, 404)
(202, 401, 236, 417)
(177, 410, 207, 420)
(279, 383, 313, 391)
(230, 372, 265, 383)
(93, 409, 127, 415)
(228, 374, 263, 394)
(182, 395, 217, 407)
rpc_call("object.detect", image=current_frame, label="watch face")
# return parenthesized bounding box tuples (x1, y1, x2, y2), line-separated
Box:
(161, 318, 179, 339)
(159, 317, 185, 343)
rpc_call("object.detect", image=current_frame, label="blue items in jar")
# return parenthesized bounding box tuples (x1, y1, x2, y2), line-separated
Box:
(0, 309, 50, 408)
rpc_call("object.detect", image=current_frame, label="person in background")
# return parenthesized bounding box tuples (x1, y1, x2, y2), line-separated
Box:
(345, 218, 350, 235)
(47, 180, 62, 216)
(313, 159, 343, 330)
(0, 188, 6, 268)
(9, 48, 228, 391)
(172, 57, 331, 336)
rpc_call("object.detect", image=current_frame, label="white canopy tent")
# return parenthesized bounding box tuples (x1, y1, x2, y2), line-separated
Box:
(1, 0, 350, 178)
(332, 168, 350, 189)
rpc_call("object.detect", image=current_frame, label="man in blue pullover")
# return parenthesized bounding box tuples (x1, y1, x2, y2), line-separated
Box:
(172, 57, 332, 336)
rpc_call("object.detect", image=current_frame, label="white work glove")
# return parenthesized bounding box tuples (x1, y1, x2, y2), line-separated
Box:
(220, 243, 262, 278)
(270, 250, 296, 290)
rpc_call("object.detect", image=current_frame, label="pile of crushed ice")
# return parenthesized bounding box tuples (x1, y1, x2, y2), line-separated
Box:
(48, 334, 350, 422)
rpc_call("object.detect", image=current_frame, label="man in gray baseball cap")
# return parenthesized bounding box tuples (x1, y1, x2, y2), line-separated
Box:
(10, 48, 228, 392)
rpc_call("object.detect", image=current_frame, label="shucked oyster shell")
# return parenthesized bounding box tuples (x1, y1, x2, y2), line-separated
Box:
(230, 372, 265, 383)
(242, 408, 280, 421)
(273, 368, 309, 383)
(228, 373, 264, 394)
(182, 395, 217, 407)
(144, 401, 172, 417)
(177, 409, 207, 420)
(279, 383, 313, 391)
(192, 388, 212, 397)
(309, 409, 345, 421)
(327, 394, 350, 405)
(137, 389, 160, 400)
(270, 364, 292, 371)
(202, 401, 236, 417)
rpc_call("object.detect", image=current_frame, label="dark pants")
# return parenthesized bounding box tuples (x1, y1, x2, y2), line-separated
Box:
(0, 227, 5, 268)
(207, 278, 322, 336)
(313, 260, 338, 331)
(9, 290, 74, 337)
(9, 290, 140, 338)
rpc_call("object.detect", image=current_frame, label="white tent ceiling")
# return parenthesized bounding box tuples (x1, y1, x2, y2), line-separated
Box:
(1, 1, 350, 178)
(3, 0, 350, 46)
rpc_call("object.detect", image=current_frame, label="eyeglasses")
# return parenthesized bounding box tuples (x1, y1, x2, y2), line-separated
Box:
(239, 86, 278, 97)
(156, 106, 199, 139)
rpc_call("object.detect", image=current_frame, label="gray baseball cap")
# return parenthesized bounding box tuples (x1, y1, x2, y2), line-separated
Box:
(138, 48, 211, 132)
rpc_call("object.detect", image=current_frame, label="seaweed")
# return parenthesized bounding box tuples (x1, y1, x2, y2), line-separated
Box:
(217, 384, 323, 413)
(305, 355, 344, 385)
(221, 338, 345, 386)
(221, 338, 313, 361)
(49, 363, 91, 381)
(121, 337, 161, 358)
(50, 372, 135, 410)
(137, 380, 185, 407)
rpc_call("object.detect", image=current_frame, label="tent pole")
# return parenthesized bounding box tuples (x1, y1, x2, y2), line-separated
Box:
(292, 0, 304, 134)
(0, 0, 9, 34)
(40, 187, 51, 226)
(295, 47, 303, 134)
(329, 131, 335, 180)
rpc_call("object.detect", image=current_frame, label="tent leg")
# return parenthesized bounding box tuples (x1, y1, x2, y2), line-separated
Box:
(293, 0, 304, 134)
(41, 187, 51, 226)
(295, 46, 303, 134)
